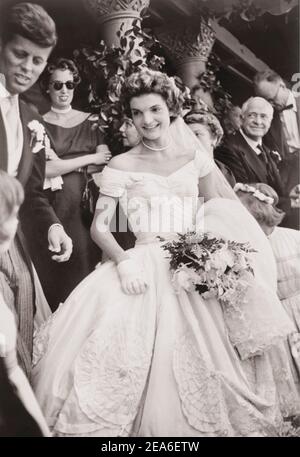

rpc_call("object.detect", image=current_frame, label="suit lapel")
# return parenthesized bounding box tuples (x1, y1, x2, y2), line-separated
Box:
(17, 100, 33, 186)
(0, 109, 8, 171)
(236, 132, 268, 183)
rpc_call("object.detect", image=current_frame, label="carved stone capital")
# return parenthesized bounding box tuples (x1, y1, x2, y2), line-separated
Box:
(83, 0, 150, 47)
(156, 20, 216, 66)
(84, 0, 150, 24)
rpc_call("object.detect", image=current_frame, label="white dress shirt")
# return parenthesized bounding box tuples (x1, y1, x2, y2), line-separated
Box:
(0, 81, 63, 236)
(239, 129, 263, 156)
(280, 90, 300, 153)
(0, 81, 23, 176)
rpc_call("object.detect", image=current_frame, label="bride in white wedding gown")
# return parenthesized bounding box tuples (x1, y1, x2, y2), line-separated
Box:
(32, 69, 300, 437)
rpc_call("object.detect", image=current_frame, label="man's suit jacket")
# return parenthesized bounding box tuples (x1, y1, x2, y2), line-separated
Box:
(264, 92, 300, 161)
(0, 99, 61, 266)
(215, 130, 284, 197)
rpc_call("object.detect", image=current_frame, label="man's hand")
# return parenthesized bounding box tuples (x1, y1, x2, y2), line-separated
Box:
(48, 224, 73, 262)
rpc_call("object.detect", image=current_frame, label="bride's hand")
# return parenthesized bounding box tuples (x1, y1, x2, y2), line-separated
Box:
(117, 258, 148, 295)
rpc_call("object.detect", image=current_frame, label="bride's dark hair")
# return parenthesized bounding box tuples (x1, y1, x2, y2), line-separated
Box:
(121, 68, 185, 117)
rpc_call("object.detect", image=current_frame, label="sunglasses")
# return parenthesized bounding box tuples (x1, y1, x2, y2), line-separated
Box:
(50, 80, 75, 91)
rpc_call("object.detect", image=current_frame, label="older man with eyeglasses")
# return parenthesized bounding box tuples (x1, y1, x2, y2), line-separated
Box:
(215, 96, 295, 226)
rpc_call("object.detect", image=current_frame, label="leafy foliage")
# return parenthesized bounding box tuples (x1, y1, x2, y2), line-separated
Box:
(195, 0, 263, 22)
(73, 20, 166, 154)
(194, 52, 232, 118)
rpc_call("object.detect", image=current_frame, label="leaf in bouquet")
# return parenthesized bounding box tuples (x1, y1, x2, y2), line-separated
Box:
(195, 284, 209, 295)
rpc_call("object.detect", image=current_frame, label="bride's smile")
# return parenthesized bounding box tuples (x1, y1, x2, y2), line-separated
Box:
(130, 93, 171, 149)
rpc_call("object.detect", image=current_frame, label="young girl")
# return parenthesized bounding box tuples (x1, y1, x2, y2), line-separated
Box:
(0, 171, 50, 436)
(235, 182, 300, 375)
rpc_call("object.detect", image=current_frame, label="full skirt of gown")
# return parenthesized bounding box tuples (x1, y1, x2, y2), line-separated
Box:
(32, 199, 300, 437)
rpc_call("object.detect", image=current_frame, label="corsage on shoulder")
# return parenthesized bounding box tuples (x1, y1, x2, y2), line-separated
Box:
(28, 120, 63, 191)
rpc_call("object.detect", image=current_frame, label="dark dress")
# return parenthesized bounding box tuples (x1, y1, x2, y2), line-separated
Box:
(31, 116, 103, 311)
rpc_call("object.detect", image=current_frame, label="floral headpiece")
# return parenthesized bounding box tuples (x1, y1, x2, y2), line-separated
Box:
(234, 183, 274, 205)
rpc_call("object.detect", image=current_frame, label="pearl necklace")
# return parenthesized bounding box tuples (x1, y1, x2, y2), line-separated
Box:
(51, 105, 72, 114)
(141, 138, 172, 151)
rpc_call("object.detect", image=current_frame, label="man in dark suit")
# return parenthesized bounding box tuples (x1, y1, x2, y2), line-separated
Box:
(215, 96, 292, 222)
(254, 70, 300, 159)
(0, 3, 72, 377)
(254, 70, 300, 227)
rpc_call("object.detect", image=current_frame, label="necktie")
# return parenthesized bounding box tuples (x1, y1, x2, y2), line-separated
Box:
(280, 104, 293, 112)
(256, 144, 268, 165)
(257, 143, 279, 188)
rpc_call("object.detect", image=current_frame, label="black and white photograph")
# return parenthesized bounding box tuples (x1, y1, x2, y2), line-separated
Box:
(0, 0, 299, 440)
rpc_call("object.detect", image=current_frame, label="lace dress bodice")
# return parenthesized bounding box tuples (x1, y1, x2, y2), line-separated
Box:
(97, 150, 214, 243)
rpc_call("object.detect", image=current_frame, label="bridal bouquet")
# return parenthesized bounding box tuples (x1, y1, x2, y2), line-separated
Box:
(159, 231, 256, 303)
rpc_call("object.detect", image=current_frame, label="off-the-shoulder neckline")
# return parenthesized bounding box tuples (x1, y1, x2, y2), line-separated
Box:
(106, 150, 203, 179)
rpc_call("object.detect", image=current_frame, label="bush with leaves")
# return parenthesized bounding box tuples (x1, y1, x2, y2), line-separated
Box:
(73, 21, 170, 154)
(194, 52, 232, 119)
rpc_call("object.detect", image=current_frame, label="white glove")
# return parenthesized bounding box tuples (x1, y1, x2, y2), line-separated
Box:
(117, 258, 148, 295)
(43, 176, 63, 191)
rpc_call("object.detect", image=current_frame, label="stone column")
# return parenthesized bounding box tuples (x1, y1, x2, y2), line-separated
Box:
(156, 19, 216, 89)
(83, 0, 150, 47)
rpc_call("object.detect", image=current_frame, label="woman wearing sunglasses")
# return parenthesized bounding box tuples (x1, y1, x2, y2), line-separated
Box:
(31, 58, 112, 311)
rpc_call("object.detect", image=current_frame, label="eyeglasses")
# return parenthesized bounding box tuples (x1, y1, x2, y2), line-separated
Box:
(246, 113, 269, 120)
(50, 80, 75, 91)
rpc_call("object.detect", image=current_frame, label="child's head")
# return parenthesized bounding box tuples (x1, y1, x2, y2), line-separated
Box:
(234, 182, 285, 232)
(0, 171, 24, 252)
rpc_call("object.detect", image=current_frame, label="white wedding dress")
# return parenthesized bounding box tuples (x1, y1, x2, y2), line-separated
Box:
(32, 150, 300, 437)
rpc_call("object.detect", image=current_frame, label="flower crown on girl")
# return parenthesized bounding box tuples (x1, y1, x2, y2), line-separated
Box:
(233, 183, 274, 205)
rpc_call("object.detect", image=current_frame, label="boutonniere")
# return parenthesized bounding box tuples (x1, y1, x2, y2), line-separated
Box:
(28, 120, 50, 153)
(271, 150, 282, 161)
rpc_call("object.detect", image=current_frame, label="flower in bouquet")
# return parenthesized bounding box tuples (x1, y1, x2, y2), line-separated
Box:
(159, 231, 256, 304)
(172, 265, 195, 293)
